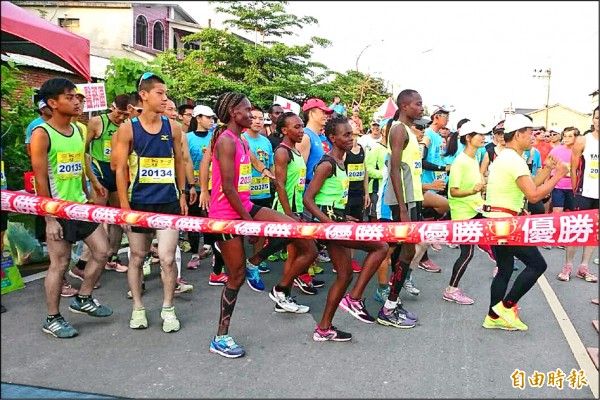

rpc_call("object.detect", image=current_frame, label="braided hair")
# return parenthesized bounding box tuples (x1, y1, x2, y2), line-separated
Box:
(210, 92, 247, 151)
(275, 112, 298, 136)
(324, 115, 349, 144)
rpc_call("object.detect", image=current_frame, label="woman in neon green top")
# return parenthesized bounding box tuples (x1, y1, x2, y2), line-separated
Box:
(304, 115, 388, 342)
(445, 121, 489, 306)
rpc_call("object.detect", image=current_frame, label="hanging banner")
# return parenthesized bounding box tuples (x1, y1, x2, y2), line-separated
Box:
(76, 83, 108, 112)
(273, 95, 301, 115)
(1, 190, 597, 247)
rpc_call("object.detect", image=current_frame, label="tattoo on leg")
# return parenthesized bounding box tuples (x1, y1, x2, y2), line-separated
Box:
(218, 286, 239, 335)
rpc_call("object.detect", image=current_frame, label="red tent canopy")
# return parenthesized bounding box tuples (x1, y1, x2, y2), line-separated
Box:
(1, 1, 91, 81)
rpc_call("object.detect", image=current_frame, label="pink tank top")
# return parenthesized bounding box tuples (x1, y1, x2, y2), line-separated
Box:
(209, 130, 253, 219)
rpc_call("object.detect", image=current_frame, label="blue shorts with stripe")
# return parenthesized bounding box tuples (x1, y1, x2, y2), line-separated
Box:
(91, 159, 117, 193)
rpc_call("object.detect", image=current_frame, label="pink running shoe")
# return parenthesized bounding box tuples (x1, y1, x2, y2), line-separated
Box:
(576, 266, 598, 283)
(209, 272, 228, 286)
(187, 255, 201, 270)
(61, 280, 78, 297)
(442, 288, 474, 305)
(557, 263, 572, 282)
(105, 260, 128, 273)
(418, 259, 441, 273)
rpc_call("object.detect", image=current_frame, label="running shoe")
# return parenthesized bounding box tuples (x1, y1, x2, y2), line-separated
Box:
(316, 250, 331, 263)
(269, 286, 309, 313)
(542, 245, 552, 250)
(199, 245, 213, 259)
(442, 288, 474, 305)
(129, 307, 148, 329)
(69, 297, 113, 317)
(142, 254, 152, 276)
(67, 269, 100, 289)
(293, 276, 317, 295)
(594, 258, 599, 265)
(245, 264, 265, 292)
(482, 314, 517, 331)
(491, 302, 528, 331)
(258, 261, 271, 274)
(338, 293, 375, 323)
(186, 254, 201, 270)
(161, 306, 180, 333)
(430, 243, 442, 252)
(105, 255, 128, 272)
(447, 244, 459, 249)
(373, 287, 390, 304)
(313, 325, 352, 342)
(126, 281, 146, 299)
(209, 272, 228, 286)
(267, 254, 279, 262)
(175, 278, 193, 294)
(397, 301, 418, 321)
(418, 259, 441, 273)
(311, 278, 325, 288)
(403, 276, 420, 296)
(210, 335, 245, 358)
(351, 260, 362, 273)
(557, 246, 565, 250)
(557, 263, 572, 282)
(280, 251, 288, 261)
(477, 244, 496, 263)
(61, 280, 79, 297)
(308, 263, 324, 275)
(42, 316, 78, 338)
(376, 307, 416, 329)
(576, 266, 597, 283)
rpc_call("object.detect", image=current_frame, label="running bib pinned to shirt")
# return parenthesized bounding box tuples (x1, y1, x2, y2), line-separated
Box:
(238, 164, 251, 192)
(250, 176, 270, 196)
(347, 163, 365, 182)
(57, 152, 83, 179)
(340, 178, 349, 205)
(139, 157, 175, 184)
(103, 140, 112, 156)
(297, 168, 307, 192)
(589, 159, 598, 180)
(1, 160, 6, 190)
(434, 171, 447, 181)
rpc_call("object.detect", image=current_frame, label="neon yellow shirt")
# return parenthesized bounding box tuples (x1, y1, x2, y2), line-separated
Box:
(448, 152, 483, 220)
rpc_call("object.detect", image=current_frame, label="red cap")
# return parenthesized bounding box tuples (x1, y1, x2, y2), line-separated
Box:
(302, 98, 333, 114)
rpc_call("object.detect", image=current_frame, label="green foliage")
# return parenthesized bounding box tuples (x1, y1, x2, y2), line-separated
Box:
(1, 62, 36, 190)
(103, 57, 172, 101)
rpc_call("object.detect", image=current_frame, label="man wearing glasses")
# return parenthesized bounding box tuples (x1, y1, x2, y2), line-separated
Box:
(421, 104, 454, 194)
(532, 127, 552, 164)
(177, 104, 194, 134)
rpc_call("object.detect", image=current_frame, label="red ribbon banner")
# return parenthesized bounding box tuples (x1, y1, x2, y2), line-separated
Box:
(1, 190, 598, 246)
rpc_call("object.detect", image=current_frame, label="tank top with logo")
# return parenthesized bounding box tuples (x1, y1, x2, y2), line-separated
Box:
(314, 154, 349, 210)
(128, 116, 177, 204)
(90, 113, 119, 163)
(273, 143, 306, 214)
(580, 133, 599, 199)
(40, 122, 86, 203)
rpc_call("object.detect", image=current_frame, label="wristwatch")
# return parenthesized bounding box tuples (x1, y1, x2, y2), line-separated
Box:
(179, 189, 188, 195)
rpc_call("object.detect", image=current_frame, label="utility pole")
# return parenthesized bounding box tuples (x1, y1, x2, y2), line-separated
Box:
(533, 68, 551, 128)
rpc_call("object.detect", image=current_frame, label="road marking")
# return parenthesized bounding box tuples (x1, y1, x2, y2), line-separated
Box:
(537, 274, 598, 397)
(23, 271, 47, 283)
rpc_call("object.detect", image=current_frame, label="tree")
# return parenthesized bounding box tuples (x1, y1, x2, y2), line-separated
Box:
(210, 0, 327, 46)
(1, 62, 36, 190)
(103, 57, 172, 102)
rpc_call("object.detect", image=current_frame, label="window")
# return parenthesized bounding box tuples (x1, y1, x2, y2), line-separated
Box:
(135, 15, 148, 47)
(58, 18, 80, 34)
(152, 21, 164, 51)
(184, 42, 200, 51)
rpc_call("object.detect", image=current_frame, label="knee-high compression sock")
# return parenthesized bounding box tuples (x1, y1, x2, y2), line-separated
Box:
(217, 286, 239, 336)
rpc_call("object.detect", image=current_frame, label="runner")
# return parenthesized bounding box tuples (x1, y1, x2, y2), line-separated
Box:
(207, 92, 316, 358)
(358, 121, 382, 153)
(25, 99, 53, 157)
(379, 90, 424, 329)
(343, 124, 369, 273)
(30, 77, 113, 338)
(304, 115, 388, 335)
(565, 107, 599, 283)
(177, 104, 193, 134)
(83, 94, 130, 274)
(113, 72, 188, 332)
(185, 105, 218, 271)
(243, 107, 275, 276)
(444, 121, 488, 305)
(266, 104, 284, 148)
(482, 114, 568, 331)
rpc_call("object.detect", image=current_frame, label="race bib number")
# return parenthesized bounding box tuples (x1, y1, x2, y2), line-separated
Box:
(413, 160, 422, 172)
(347, 163, 365, 182)
(297, 168, 306, 192)
(340, 178, 349, 206)
(139, 157, 175, 184)
(589, 159, 598, 180)
(238, 163, 251, 192)
(57, 152, 83, 180)
(250, 176, 270, 196)
(434, 171, 447, 181)
(103, 140, 112, 156)
(193, 170, 200, 186)
(1, 160, 6, 190)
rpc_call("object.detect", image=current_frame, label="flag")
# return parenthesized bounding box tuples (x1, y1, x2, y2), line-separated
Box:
(373, 97, 398, 121)
(273, 95, 301, 115)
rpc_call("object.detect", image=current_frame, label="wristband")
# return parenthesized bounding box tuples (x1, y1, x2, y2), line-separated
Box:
(262, 167, 269, 173)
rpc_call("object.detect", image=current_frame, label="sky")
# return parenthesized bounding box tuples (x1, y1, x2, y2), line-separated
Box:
(170, 1, 599, 129)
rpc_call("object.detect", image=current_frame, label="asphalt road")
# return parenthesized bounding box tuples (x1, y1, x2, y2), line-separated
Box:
(1, 242, 598, 398)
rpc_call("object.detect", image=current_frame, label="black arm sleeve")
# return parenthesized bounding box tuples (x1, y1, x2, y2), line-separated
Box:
(421, 146, 443, 171)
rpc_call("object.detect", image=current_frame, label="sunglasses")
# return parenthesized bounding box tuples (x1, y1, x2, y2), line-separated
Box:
(138, 72, 156, 90)
(129, 104, 142, 114)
